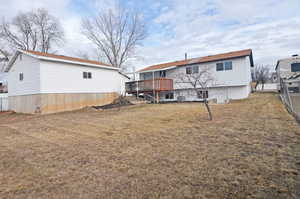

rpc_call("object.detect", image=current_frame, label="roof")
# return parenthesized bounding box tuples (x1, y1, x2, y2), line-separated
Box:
(139, 49, 253, 72)
(25, 50, 111, 67)
(5, 50, 118, 72)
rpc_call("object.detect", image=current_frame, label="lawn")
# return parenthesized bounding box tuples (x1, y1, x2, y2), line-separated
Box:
(0, 93, 299, 198)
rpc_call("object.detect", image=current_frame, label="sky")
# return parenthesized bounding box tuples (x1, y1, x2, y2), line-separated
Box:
(0, 0, 300, 71)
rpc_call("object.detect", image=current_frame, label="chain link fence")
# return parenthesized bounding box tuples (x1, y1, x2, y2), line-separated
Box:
(280, 78, 300, 121)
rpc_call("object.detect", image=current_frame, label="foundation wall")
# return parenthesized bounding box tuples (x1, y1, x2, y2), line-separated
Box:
(9, 92, 119, 114)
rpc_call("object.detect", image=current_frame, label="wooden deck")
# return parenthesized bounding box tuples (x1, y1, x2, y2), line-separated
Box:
(126, 78, 173, 94)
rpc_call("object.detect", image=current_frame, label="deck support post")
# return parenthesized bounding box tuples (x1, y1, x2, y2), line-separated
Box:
(152, 71, 155, 103)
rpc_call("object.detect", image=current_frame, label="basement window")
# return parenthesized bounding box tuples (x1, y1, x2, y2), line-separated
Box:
(165, 92, 174, 99)
(19, 73, 24, 81)
(197, 90, 208, 99)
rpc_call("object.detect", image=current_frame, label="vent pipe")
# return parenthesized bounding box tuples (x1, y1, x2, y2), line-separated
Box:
(185, 53, 187, 60)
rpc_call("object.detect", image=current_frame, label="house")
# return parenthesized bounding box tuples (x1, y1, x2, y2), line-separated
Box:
(275, 54, 300, 92)
(126, 49, 254, 103)
(5, 50, 129, 114)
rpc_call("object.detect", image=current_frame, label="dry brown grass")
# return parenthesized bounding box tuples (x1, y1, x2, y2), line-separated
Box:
(0, 93, 299, 198)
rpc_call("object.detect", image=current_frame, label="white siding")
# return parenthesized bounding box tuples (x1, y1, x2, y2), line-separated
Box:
(39, 60, 124, 94)
(8, 54, 40, 96)
(140, 57, 252, 88)
(167, 57, 251, 89)
(141, 56, 252, 103)
(161, 85, 250, 103)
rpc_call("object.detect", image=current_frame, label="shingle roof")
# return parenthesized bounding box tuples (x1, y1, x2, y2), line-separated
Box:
(139, 49, 253, 72)
(24, 50, 111, 67)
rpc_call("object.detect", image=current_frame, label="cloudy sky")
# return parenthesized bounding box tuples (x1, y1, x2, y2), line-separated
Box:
(1, 0, 300, 71)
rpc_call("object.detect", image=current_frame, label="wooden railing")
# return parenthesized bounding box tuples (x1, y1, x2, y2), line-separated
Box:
(126, 78, 173, 93)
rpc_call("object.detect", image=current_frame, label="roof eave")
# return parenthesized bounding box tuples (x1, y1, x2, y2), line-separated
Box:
(19, 50, 118, 71)
(138, 66, 177, 73)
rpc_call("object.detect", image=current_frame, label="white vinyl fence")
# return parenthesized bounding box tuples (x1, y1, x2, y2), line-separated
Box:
(0, 93, 8, 111)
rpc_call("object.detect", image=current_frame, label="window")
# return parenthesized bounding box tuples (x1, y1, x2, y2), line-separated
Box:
(224, 61, 232, 70)
(192, 66, 199, 73)
(291, 63, 300, 72)
(83, 72, 92, 79)
(165, 92, 174, 99)
(19, 73, 24, 81)
(160, 71, 166, 77)
(186, 67, 192, 74)
(288, 87, 300, 93)
(217, 61, 233, 71)
(186, 66, 199, 74)
(216, 63, 224, 71)
(197, 90, 208, 99)
(83, 72, 88, 79)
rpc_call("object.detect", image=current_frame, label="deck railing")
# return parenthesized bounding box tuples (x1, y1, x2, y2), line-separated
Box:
(126, 78, 173, 93)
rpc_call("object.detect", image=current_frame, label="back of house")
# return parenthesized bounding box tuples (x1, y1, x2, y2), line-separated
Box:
(5, 50, 129, 114)
(127, 49, 254, 103)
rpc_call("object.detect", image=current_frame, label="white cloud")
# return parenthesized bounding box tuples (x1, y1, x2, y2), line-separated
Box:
(133, 0, 300, 69)
(1, 0, 299, 69)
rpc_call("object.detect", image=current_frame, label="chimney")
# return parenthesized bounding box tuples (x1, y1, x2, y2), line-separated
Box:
(185, 53, 187, 60)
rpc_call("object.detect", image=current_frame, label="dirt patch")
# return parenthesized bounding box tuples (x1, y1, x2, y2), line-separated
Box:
(93, 96, 133, 110)
(0, 93, 299, 198)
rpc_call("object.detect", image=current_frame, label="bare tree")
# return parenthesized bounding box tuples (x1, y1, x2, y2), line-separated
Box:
(31, 8, 64, 53)
(175, 66, 214, 120)
(0, 13, 38, 51)
(0, 8, 64, 54)
(253, 64, 270, 90)
(74, 50, 90, 60)
(81, 6, 146, 70)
